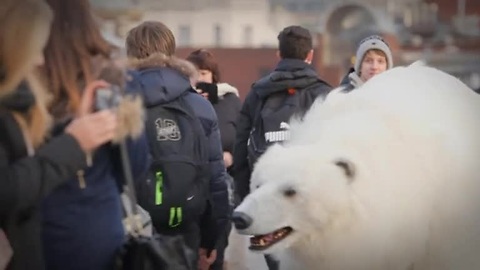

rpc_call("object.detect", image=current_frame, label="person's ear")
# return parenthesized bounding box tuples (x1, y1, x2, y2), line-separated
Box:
(276, 50, 281, 60)
(305, 49, 314, 64)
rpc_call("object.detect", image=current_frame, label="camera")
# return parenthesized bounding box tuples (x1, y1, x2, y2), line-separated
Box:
(196, 82, 218, 104)
(95, 85, 122, 111)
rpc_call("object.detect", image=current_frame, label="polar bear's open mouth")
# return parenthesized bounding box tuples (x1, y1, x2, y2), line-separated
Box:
(249, 227, 293, 250)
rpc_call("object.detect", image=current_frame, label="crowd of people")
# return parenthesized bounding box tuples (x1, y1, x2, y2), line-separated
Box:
(0, 0, 397, 270)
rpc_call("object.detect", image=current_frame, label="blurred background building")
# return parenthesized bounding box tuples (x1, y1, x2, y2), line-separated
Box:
(90, 0, 480, 98)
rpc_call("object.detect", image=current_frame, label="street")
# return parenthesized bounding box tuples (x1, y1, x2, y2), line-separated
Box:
(225, 230, 269, 270)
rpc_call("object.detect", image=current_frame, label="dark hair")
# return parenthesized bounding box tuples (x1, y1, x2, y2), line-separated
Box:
(126, 21, 176, 59)
(43, 0, 112, 116)
(277, 25, 313, 60)
(186, 49, 220, 84)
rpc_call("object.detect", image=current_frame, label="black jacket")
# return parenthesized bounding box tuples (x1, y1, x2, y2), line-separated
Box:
(197, 82, 241, 158)
(338, 67, 364, 93)
(232, 59, 331, 201)
(212, 83, 241, 160)
(0, 84, 87, 270)
(339, 67, 355, 86)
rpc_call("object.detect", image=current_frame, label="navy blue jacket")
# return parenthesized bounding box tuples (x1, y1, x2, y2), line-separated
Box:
(127, 57, 229, 250)
(41, 117, 150, 269)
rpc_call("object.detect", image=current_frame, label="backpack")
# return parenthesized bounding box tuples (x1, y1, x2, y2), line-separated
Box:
(247, 89, 301, 170)
(138, 91, 210, 231)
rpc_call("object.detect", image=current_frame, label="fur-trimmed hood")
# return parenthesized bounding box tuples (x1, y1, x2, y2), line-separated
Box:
(217, 83, 239, 98)
(128, 53, 198, 80)
(127, 53, 198, 107)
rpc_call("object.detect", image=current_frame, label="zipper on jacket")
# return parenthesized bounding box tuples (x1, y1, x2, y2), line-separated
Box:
(77, 153, 92, 189)
(77, 170, 86, 189)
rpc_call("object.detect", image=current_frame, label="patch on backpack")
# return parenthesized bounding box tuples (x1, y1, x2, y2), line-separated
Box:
(155, 118, 181, 141)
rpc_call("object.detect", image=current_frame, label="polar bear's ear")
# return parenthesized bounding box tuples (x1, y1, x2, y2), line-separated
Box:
(334, 159, 356, 182)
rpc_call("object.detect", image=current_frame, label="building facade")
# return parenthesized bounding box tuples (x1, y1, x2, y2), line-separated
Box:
(91, 0, 480, 94)
(118, 0, 296, 48)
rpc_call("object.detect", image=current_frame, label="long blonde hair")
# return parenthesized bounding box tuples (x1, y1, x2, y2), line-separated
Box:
(0, 0, 53, 148)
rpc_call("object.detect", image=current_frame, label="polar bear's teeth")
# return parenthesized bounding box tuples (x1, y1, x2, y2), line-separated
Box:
(249, 227, 293, 249)
(274, 229, 287, 239)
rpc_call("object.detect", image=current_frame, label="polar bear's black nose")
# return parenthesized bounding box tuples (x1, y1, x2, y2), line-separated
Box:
(232, 212, 253, 230)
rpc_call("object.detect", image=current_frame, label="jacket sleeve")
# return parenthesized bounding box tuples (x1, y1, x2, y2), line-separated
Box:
(0, 134, 87, 217)
(200, 108, 229, 250)
(123, 133, 150, 183)
(339, 67, 355, 86)
(222, 93, 242, 155)
(110, 131, 151, 193)
(121, 74, 152, 183)
(232, 89, 258, 202)
(112, 133, 151, 186)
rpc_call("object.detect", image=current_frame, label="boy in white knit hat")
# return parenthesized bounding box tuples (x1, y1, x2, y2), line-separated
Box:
(339, 35, 393, 92)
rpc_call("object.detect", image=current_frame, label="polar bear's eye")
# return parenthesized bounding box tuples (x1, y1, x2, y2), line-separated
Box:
(334, 159, 356, 182)
(283, 187, 297, 197)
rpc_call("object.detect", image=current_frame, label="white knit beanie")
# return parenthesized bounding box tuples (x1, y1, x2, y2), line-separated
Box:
(354, 35, 393, 75)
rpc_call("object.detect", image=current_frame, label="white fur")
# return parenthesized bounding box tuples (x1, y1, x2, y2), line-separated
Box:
(235, 64, 480, 270)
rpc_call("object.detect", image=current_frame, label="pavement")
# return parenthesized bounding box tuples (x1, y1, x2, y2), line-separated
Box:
(224, 229, 269, 270)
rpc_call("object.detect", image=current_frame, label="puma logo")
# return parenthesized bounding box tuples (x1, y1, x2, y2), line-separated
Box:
(280, 122, 290, 129)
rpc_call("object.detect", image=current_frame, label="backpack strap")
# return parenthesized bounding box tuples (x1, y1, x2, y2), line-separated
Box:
(251, 97, 264, 131)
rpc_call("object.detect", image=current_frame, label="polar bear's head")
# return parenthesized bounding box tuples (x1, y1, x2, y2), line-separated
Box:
(232, 105, 436, 257)
(233, 142, 360, 254)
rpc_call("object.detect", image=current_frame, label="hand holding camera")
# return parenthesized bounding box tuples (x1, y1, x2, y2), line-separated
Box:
(77, 80, 121, 116)
(94, 85, 122, 112)
(196, 82, 218, 104)
(66, 80, 119, 153)
(66, 110, 117, 152)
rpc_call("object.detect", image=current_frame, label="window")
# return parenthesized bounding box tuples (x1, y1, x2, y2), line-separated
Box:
(214, 24, 223, 47)
(178, 25, 191, 47)
(243, 25, 253, 46)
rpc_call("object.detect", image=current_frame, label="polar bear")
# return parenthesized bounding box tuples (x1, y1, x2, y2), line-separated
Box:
(232, 64, 480, 270)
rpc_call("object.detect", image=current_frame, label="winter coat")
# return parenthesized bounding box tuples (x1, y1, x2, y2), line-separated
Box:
(0, 83, 87, 270)
(41, 84, 150, 270)
(233, 58, 332, 201)
(126, 53, 230, 251)
(212, 83, 241, 163)
(337, 67, 363, 93)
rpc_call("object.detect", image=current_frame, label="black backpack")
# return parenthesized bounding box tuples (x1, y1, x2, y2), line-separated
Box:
(138, 91, 210, 231)
(247, 89, 301, 170)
